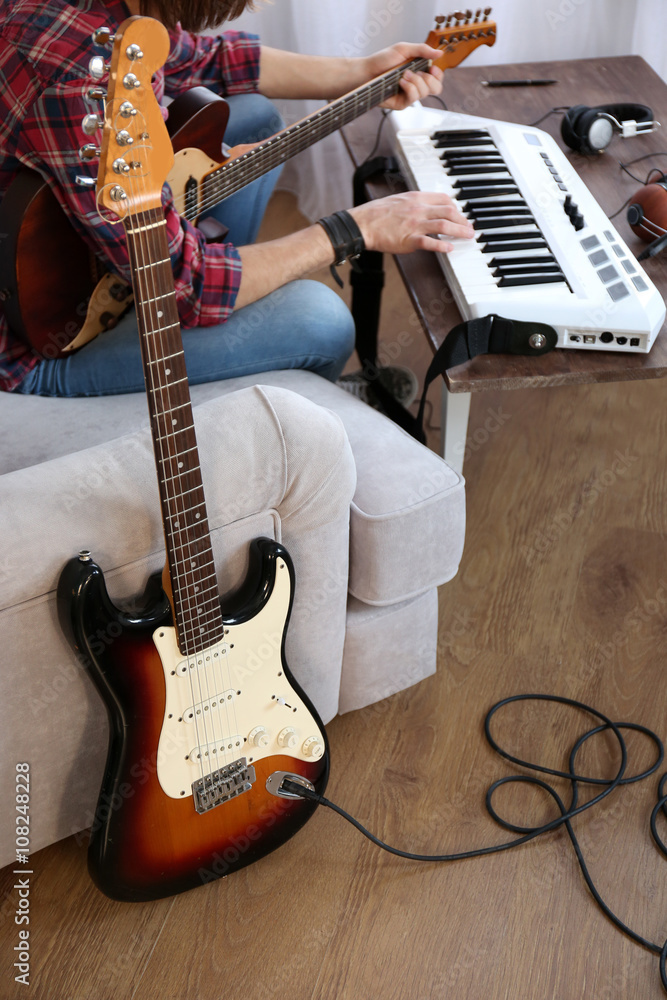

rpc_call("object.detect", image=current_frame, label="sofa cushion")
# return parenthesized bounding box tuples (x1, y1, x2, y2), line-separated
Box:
(1, 370, 465, 605)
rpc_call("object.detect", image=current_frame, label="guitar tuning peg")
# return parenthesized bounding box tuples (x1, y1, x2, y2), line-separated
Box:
(86, 87, 106, 103)
(465, 8, 473, 20)
(474, 7, 482, 22)
(88, 56, 110, 81)
(81, 113, 103, 136)
(434, 14, 445, 27)
(484, 5, 492, 16)
(92, 26, 115, 47)
(75, 175, 97, 189)
(78, 144, 100, 162)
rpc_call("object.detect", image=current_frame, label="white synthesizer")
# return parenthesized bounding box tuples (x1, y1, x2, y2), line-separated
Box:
(390, 105, 665, 353)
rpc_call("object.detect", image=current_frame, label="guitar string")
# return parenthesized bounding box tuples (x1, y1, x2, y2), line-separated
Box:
(129, 142, 242, 788)
(171, 58, 427, 220)
(125, 157, 211, 787)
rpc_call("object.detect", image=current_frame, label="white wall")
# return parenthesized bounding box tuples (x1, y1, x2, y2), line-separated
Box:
(220, 0, 666, 217)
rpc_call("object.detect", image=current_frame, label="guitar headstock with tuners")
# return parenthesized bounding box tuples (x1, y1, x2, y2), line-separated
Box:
(427, 8, 496, 70)
(86, 16, 173, 221)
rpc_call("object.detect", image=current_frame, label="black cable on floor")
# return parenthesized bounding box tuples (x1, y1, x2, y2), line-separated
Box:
(283, 693, 667, 994)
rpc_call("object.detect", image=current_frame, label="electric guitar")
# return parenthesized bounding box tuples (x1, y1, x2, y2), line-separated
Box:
(0, 9, 497, 358)
(57, 15, 329, 902)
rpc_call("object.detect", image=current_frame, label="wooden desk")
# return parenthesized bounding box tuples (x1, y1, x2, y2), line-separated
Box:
(342, 55, 667, 470)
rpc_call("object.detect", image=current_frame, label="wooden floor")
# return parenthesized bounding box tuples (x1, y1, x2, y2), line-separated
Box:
(2, 194, 667, 999)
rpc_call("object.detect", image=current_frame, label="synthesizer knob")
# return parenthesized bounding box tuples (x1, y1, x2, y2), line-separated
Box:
(248, 726, 270, 748)
(277, 727, 298, 749)
(302, 736, 325, 759)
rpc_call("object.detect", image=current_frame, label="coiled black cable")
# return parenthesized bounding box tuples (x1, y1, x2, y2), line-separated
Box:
(284, 693, 667, 994)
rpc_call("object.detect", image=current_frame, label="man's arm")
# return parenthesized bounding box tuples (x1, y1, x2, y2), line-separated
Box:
(258, 43, 444, 108)
(235, 192, 474, 309)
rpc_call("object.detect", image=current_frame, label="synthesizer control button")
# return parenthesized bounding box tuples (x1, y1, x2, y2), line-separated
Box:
(604, 230, 615, 241)
(588, 249, 609, 266)
(612, 244, 625, 257)
(607, 282, 631, 302)
(598, 265, 619, 284)
(632, 275, 649, 292)
(558, 183, 568, 191)
(580, 235, 601, 251)
(622, 259, 637, 274)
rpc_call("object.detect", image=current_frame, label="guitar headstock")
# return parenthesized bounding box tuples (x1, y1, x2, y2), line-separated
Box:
(427, 8, 497, 69)
(89, 16, 173, 220)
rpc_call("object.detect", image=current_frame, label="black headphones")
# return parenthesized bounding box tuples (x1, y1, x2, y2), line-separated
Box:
(561, 103, 657, 155)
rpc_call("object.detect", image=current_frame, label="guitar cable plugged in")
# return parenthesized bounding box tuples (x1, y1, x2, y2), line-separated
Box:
(269, 695, 667, 995)
(266, 772, 319, 801)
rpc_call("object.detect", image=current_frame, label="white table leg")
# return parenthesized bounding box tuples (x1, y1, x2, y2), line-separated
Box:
(440, 389, 471, 475)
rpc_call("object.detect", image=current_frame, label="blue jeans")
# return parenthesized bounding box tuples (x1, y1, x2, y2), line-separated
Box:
(16, 94, 355, 397)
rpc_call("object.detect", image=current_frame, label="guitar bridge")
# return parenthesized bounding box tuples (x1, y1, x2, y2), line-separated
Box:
(192, 757, 256, 815)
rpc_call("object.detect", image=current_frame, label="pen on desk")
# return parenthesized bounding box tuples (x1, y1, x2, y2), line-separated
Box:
(482, 79, 558, 87)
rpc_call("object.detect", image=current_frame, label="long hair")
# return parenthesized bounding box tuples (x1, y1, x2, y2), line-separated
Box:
(145, 0, 256, 32)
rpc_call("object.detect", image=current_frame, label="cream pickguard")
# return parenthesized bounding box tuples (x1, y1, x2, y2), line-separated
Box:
(153, 555, 325, 800)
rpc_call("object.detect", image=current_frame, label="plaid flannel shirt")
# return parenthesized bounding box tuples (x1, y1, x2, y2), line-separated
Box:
(0, 0, 261, 390)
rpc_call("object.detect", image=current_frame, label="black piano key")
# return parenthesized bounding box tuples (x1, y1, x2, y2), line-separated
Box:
(440, 146, 503, 160)
(453, 178, 515, 188)
(467, 208, 532, 217)
(479, 231, 543, 243)
(456, 187, 520, 200)
(432, 129, 491, 139)
(441, 154, 506, 164)
(488, 255, 556, 266)
(462, 199, 528, 212)
(498, 274, 567, 287)
(481, 241, 547, 253)
(472, 217, 536, 230)
(441, 151, 505, 161)
(446, 166, 511, 176)
(492, 264, 563, 277)
(443, 159, 507, 168)
(433, 138, 496, 148)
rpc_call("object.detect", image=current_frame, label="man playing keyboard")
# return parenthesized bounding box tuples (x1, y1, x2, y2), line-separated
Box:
(0, 0, 474, 397)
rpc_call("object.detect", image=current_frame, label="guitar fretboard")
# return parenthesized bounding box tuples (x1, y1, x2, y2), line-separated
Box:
(187, 56, 431, 221)
(124, 207, 224, 655)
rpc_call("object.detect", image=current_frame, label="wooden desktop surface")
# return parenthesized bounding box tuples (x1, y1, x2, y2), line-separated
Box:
(342, 55, 667, 393)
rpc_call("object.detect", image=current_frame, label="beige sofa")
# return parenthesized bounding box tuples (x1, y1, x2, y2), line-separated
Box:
(0, 369, 465, 867)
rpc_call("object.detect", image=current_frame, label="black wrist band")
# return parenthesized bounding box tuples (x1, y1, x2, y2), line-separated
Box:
(317, 210, 365, 287)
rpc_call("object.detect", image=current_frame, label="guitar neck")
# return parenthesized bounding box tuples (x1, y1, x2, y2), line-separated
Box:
(185, 56, 429, 221)
(123, 208, 224, 655)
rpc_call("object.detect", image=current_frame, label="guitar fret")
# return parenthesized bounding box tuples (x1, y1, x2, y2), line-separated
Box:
(158, 481, 202, 499)
(125, 219, 168, 235)
(147, 351, 185, 365)
(135, 258, 171, 269)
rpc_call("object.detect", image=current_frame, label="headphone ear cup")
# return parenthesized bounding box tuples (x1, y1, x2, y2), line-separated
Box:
(574, 107, 610, 155)
(561, 105, 589, 152)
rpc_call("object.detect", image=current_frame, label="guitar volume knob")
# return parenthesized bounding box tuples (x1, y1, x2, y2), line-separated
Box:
(248, 726, 270, 748)
(302, 736, 324, 759)
(277, 727, 298, 749)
